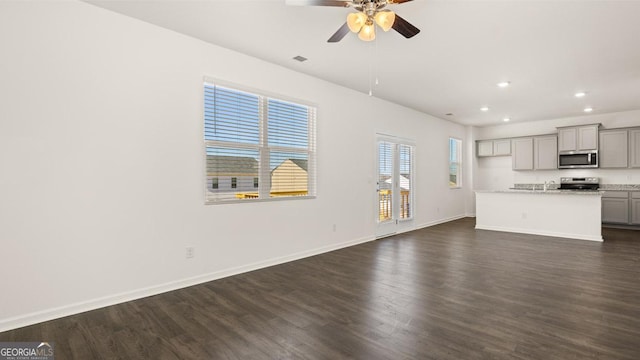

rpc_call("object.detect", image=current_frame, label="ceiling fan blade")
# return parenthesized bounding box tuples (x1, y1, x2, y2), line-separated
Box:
(387, 0, 414, 3)
(328, 22, 350, 42)
(392, 14, 420, 38)
(285, 0, 350, 7)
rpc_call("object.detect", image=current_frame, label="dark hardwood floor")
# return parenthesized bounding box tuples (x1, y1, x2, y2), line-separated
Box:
(2, 218, 640, 359)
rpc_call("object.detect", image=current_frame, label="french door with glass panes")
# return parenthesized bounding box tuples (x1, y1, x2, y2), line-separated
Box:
(376, 137, 414, 238)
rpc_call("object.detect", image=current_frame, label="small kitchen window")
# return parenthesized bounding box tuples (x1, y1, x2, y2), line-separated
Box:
(449, 137, 462, 188)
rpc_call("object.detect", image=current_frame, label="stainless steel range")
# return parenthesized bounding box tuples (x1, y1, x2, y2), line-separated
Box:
(559, 177, 600, 190)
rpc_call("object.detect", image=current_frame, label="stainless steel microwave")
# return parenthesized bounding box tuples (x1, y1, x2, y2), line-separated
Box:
(558, 150, 598, 169)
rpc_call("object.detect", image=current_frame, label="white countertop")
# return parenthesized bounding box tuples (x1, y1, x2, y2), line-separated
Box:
(475, 189, 603, 195)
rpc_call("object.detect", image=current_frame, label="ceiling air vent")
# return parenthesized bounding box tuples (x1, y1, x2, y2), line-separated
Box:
(293, 55, 308, 62)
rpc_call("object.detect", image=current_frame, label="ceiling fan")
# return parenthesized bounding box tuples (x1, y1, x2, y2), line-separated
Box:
(287, 0, 420, 42)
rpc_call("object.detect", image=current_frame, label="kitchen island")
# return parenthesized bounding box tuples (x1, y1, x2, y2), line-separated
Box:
(475, 190, 603, 242)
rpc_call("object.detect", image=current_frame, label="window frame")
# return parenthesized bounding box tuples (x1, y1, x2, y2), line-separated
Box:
(203, 78, 317, 204)
(449, 137, 462, 189)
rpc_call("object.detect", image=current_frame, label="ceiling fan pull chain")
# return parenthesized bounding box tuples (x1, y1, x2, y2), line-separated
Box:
(375, 35, 380, 86)
(368, 39, 374, 96)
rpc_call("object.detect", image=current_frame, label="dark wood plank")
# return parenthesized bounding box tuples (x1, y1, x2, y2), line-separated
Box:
(1, 218, 639, 359)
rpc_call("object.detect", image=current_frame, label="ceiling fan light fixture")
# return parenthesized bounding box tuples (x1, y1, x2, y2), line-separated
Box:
(358, 22, 376, 41)
(374, 10, 396, 32)
(347, 12, 367, 33)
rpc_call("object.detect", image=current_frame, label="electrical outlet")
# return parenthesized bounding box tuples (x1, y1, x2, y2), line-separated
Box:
(186, 247, 194, 259)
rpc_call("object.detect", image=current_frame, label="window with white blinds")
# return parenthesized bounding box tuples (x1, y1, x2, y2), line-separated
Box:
(204, 81, 316, 203)
(378, 141, 393, 222)
(399, 144, 412, 219)
(449, 137, 462, 188)
(377, 141, 414, 221)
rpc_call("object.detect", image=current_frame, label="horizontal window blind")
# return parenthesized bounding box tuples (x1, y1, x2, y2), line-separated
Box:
(378, 141, 393, 222)
(268, 99, 309, 149)
(204, 81, 316, 203)
(399, 144, 412, 219)
(449, 138, 462, 188)
(204, 85, 260, 144)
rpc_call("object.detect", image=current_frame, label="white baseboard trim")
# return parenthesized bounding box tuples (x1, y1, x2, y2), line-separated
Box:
(415, 214, 468, 230)
(475, 225, 603, 242)
(0, 234, 376, 333)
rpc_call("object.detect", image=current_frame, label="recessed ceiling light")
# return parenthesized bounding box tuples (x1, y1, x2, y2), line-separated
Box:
(575, 92, 587, 98)
(480, 106, 489, 112)
(584, 107, 593, 113)
(497, 81, 510, 88)
(503, 117, 510, 122)
(292, 55, 308, 62)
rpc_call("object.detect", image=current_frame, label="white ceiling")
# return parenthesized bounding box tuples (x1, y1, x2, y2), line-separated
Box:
(86, 0, 640, 127)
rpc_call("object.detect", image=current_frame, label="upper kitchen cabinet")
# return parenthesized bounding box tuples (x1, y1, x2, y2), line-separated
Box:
(599, 129, 628, 168)
(493, 139, 511, 156)
(512, 138, 534, 170)
(557, 124, 599, 152)
(477, 139, 511, 157)
(630, 129, 640, 168)
(534, 135, 558, 170)
(477, 140, 493, 156)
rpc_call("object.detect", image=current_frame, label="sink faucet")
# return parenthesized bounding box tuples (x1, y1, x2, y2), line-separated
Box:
(543, 180, 556, 191)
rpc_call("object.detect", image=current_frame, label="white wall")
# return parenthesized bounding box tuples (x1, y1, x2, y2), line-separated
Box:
(472, 110, 640, 192)
(0, 1, 466, 331)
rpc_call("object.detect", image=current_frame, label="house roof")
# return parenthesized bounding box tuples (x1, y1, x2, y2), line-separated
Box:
(272, 158, 308, 173)
(288, 159, 308, 172)
(206, 155, 258, 176)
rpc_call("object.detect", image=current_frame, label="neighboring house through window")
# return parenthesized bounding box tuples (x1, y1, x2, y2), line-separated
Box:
(449, 137, 462, 188)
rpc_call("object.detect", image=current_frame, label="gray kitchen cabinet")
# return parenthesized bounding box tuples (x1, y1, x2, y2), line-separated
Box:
(477, 140, 494, 157)
(512, 138, 534, 170)
(477, 139, 511, 157)
(601, 191, 629, 224)
(632, 192, 640, 225)
(558, 128, 577, 152)
(599, 129, 628, 168)
(578, 125, 599, 150)
(557, 124, 599, 152)
(534, 135, 558, 170)
(630, 129, 640, 168)
(493, 139, 511, 156)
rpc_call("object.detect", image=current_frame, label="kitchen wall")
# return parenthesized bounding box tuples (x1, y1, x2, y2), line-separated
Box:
(0, 1, 467, 331)
(472, 109, 640, 192)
